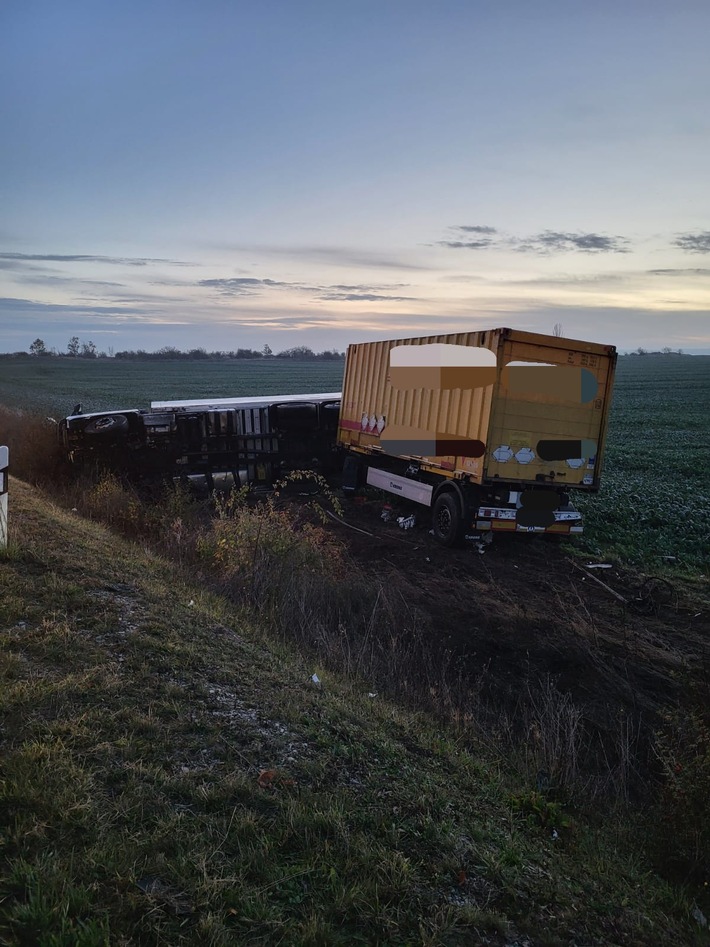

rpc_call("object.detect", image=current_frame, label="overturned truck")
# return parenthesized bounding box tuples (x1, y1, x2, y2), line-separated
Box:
(59, 392, 343, 488)
(59, 328, 616, 543)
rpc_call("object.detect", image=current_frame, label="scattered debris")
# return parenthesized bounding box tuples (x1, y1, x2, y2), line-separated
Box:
(135, 877, 192, 916)
(258, 768, 277, 789)
(367, 692, 377, 698)
(464, 532, 493, 547)
(692, 905, 707, 928)
(568, 559, 628, 604)
(584, 562, 613, 569)
(634, 576, 677, 612)
(397, 514, 416, 530)
(324, 509, 374, 537)
(311, 673, 321, 686)
(257, 769, 296, 791)
(381, 504, 394, 522)
(187, 599, 195, 608)
(551, 829, 559, 841)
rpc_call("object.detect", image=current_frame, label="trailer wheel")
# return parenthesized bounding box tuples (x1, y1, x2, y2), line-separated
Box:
(83, 414, 130, 436)
(432, 493, 463, 547)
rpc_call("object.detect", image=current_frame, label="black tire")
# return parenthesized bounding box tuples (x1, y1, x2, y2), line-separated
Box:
(432, 492, 463, 547)
(83, 414, 130, 436)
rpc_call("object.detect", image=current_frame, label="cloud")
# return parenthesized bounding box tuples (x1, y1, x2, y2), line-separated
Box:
(318, 292, 416, 302)
(455, 225, 498, 234)
(198, 277, 294, 296)
(437, 226, 630, 254)
(0, 296, 162, 318)
(198, 276, 417, 303)
(648, 267, 710, 276)
(0, 259, 39, 270)
(316, 281, 414, 301)
(0, 252, 193, 266)
(438, 274, 486, 283)
(215, 244, 434, 271)
(15, 274, 127, 288)
(438, 239, 496, 250)
(297, 247, 428, 270)
(328, 283, 409, 291)
(514, 231, 630, 254)
(506, 272, 628, 287)
(672, 231, 710, 253)
(3, 287, 708, 354)
(437, 225, 497, 250)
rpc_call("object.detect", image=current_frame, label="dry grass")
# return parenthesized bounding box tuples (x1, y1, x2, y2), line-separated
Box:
(0, 406, 70, 488)
(0, 407, 661, 803)
(3, 404, 710, 921)
(1, 478, 704, 946)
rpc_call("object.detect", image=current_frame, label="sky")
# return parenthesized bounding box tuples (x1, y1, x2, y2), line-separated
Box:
(1, 0, 710, 355)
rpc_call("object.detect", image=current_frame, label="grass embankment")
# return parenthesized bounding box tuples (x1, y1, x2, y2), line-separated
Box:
(1, 480, 706, 947)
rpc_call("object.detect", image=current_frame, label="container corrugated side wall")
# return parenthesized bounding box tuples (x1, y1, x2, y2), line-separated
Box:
(338, 329, 500, 482)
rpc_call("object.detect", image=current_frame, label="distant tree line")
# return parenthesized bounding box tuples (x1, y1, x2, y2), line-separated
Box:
(10, 338, 691, 361)
(626, 347, 685, 356)
(18, 339, 345, 360)
(114, 344, 344, 360)
(25, 337, 109, 358)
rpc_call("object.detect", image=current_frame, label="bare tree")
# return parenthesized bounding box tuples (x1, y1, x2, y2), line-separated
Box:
(29, 338, 48, 356)
(553, 323, 564, 338)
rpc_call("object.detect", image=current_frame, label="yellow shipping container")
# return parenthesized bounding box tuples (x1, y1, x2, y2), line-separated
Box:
(338, 327, 616, 541)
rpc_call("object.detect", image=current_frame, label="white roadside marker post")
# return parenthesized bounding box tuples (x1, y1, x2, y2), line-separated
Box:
(0, 446, 8, 549)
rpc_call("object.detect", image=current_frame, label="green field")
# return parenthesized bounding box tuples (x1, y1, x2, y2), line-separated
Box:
(1, 354, 709, 572)
(574, 356, 710, 573)
(0, 357, 345, 418)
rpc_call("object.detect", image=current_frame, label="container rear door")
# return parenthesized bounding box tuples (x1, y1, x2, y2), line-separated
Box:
(485, 336, 615, 489)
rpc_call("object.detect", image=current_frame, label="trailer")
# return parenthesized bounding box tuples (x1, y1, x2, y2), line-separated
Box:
(58, 392, 342, 487)
(337, 327, 616, 543)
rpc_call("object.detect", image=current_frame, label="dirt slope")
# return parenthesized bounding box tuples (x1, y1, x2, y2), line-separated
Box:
(327, 496, 710, 756)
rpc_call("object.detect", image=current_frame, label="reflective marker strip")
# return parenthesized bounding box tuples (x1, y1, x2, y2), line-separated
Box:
(476, 506, 581, 522)
(476, 520, 579, 534)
